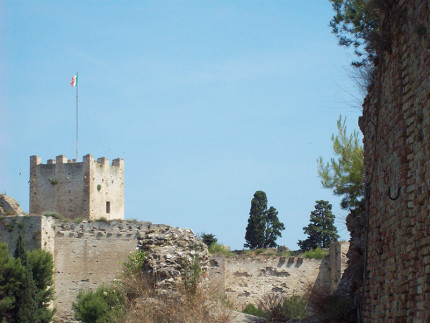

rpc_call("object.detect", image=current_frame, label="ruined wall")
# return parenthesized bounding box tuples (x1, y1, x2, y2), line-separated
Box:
(224, 242, 349, 309)
(359, 0, 430, 321)
(0, 216, 152, 319)
(30, 155, 124, 220)
(0, 216, 349, 319)
(53, 219, 151, 318)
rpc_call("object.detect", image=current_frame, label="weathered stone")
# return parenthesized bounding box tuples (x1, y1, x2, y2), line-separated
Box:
(0, 194, 24, 216)
(137, 225, 209, 294)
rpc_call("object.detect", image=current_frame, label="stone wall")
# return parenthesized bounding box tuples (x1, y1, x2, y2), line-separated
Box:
(0, 216, 152, 319)
(53, 219, 151, 317)
(30, 155, 124, 221)
(0, 216, 349, 319)
(359, 0, 430, 321)
(223, 242, 349, 309)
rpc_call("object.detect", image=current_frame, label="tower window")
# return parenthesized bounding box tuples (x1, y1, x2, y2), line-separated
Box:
(106, 201, 111, 214)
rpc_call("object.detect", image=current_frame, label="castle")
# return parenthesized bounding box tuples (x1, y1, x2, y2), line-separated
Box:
(30, 154, 124, 220)
(0, 154, 348, 320)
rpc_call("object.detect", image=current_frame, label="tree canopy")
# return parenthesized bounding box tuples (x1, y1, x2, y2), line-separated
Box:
(317, 115, 364, 212)
(0, 235, 55, 322)
(329, 0, 390, 67)
(298, 200, 339, 251)
(244, 191, 285, 249)
(200, 233, 217, 247)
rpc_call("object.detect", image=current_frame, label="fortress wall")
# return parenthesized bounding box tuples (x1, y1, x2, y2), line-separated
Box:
(89, 157, 124, 220)
(207, 256, 225, 295)
(359, 0, 430, 320)
(330, 241, 349, 291)
(0, 217, 349, 318)
(223, 242, 349, 310)
(51, 219, 152, 318)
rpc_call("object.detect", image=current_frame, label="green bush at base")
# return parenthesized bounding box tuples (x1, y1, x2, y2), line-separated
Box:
(72, 285, 125, 323)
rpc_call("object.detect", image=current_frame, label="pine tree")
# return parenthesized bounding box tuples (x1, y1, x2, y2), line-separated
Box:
(244, 191, 284, 249)
(12, 233, 55, 322)
(200, 233, 217, 247)
(298, 200, 339, 251)
(318, 115, 364, 212)
(0, 242, 25, 321)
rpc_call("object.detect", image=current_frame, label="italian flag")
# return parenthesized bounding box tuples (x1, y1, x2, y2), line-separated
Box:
(71, 75, 78, 87)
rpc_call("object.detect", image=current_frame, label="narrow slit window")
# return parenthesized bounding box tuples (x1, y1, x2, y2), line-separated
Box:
(106, 201, 111, 214)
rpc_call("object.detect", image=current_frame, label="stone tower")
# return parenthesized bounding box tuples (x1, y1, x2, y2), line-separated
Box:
(30, 154, 124, 220)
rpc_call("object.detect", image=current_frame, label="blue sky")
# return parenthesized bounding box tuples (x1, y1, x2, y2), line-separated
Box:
(0, 1, 363, 250)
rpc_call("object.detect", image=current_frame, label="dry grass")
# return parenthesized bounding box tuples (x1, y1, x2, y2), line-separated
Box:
(118, 267, 233, 323)
(305, 284, 357, 323)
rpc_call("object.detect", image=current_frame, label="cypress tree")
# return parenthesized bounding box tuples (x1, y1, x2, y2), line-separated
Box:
(13, 233, 41, 323)
(244, 191, 284, 249)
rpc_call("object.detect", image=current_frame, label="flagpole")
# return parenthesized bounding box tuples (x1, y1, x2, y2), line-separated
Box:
(76, 72, 79, 161)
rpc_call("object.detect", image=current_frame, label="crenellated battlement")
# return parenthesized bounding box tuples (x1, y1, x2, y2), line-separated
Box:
(30, 154, 124, 221)
(30, 154, 124, 168)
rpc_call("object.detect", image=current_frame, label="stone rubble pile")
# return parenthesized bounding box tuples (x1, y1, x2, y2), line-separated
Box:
(0, 194, 24, 216)
(137, 225, 208, 293)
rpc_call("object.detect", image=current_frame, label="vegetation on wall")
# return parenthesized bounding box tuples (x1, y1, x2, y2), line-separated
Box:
(243, 293, 308, 321)
(73, 250, 232, 323)
(244, 191, 285, 249)
(329, 0, 395, 68)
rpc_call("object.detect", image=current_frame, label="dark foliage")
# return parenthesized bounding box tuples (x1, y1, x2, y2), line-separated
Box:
(298, 200, 339, 251)
(244, 191, 285, 249)
(200, 233, 217, 247)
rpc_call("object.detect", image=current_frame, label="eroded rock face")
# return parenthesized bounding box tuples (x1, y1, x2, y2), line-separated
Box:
(0, 194, 24, 216)
(335, 209, 365, 299)
(137, 225, 209, 293)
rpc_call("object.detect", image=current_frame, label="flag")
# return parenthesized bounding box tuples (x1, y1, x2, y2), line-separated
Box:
(71, 75, 78, 87)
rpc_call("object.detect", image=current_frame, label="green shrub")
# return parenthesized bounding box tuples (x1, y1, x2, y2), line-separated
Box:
(74, 217, 84, 224)
(257, 293, 285, 321)
(183, 256, 202, 295)
(242, 303, 267, 318)
(72, 285, 125, 323)
(304, 247, 327, 259)
(48, 178, 58, 185)
(208, 243, 229, 256)
(43, 212, 65, 221)
(283, 295, 307, 319)
(122, 250, 146, 275)
(307, 285, 357, 323)
(96, 217, 109, 224)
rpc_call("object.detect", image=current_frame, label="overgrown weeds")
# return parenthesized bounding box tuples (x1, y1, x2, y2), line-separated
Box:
(73, 250, 232, 323)
(43, 212, 67, 221)
(243, 293, 308, 322)
(303, 247, 328, 259)
(208, 243, 231, 256)
(306, 284, 357, 323)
